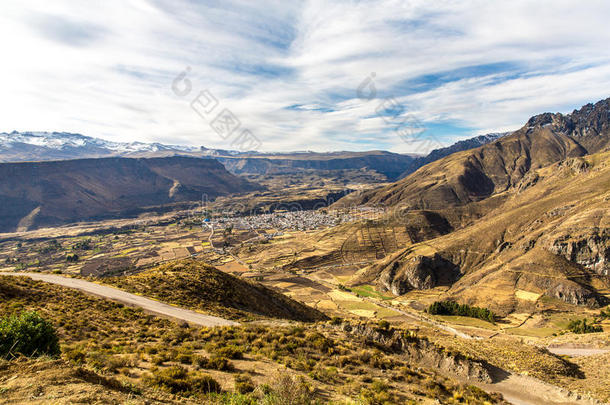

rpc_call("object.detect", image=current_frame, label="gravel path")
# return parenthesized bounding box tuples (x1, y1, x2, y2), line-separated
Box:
(547, 346, 610, 357)
(1, 272, 239, 327)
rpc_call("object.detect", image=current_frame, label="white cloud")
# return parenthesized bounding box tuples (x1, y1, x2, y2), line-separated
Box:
(0, 0, 609, 153)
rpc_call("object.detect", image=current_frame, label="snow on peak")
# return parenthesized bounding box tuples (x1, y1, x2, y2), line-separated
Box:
(0, 131, 200, 154)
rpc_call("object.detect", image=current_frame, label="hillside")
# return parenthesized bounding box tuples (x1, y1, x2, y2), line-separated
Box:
(350, 151, 610, 314)
(103, 259, 328, 321)
(397, 132, 510, 179)
(0, 274, 507, 404)
(338, 98, 610, 210)
(0, 156, 261, 232)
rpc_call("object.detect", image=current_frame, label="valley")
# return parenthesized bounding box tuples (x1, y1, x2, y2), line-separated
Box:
(1, 99, 609, 405)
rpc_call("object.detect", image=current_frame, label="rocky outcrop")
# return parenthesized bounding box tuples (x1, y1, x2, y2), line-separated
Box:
(548, 230, 609, 276)
(527, 98, 610, 153)
(339, 322, 492, 383)
(516, 171, 539, 193)
(377, 254, 459, 295)
(545, 281, 600, 307)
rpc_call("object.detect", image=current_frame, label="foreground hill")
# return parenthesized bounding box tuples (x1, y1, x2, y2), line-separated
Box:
(0, 156, 261, 232)
(0, 274, 507, 404)
(338, 98, 610, 210)
(103, 259, 328, 322)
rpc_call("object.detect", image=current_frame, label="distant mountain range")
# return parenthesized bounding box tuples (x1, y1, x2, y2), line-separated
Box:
(0, 131, 203, 162)
(0, 131, 510, 181)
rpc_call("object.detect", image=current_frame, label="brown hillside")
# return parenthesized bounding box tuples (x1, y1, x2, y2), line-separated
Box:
(337, 98, 610, 211)
(0, 156, 261, 232)
(103, 259, 328, 322)
(350, 151, 610, 315)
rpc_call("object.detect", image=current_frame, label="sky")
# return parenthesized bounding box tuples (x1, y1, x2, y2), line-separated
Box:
(1, 0, 610, 153)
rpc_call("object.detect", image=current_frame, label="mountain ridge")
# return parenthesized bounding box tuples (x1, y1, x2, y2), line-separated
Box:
(0, 131, 510, 181)
(336, 97, 610, 209)
(0, 156, 261, 232)
(341, 97, 610, 313)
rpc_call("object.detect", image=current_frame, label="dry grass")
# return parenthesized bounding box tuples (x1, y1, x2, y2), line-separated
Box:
(0, 275, 504, 404)
(102, 259, 327, 322)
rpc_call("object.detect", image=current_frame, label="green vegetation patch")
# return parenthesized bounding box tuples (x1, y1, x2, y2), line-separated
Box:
(0, 311, 60, 359)
(566, 318, 603, 334)
(351, 284, 394, 300)
(427, 300, 496, 324)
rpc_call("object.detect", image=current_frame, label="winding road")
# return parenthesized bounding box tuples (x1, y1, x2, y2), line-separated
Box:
(0, 272, 239, 327)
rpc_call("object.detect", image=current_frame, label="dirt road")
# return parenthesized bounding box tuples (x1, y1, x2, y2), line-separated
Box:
(1, 272, 239, 327)
(547, 346, 610, 357)
(474, 372, 602, 405)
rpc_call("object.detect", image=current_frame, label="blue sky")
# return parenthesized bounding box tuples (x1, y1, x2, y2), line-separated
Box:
(1, 0, 610, 153)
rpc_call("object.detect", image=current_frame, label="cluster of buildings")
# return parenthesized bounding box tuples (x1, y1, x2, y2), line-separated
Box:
(211, 209, 356, 231)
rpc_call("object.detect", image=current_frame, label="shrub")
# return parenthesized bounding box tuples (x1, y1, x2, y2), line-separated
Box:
(597, 307, 610, 321)
(66, 253, 79, 263)
(207, 356, 234, 371)
(143, 366, 220, 395)
(64, 346, 87, 365)
(177, 353, 193, 364)
(0, 311, 60, 359)
(38, 240, 61, 254)
(263, 375, 315, 405)
(72, 239, 92, 250)
(567, 318, 603, 334)
(234, 374, 255, 394)
(215, 345, 244, 359)
(192, 354, 209, 369)
(377, 320, 390, 330)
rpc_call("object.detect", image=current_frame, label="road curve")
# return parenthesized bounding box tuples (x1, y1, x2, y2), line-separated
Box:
(0, 272, 239, 327)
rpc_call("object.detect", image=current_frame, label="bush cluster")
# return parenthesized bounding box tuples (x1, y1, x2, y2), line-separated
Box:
(567, 318, 603, 334)
(143, 365, 221, 395)
(0, 311, 60, 359)
(427, 300, 496, 323)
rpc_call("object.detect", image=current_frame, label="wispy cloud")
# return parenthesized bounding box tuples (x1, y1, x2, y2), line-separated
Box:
(0, 0, 609, 152)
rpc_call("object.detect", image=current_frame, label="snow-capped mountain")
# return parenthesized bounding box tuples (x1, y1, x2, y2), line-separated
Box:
(0, 131, 214, 162)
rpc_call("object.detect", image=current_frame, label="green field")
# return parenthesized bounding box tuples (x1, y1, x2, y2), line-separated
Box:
(351, 284, 394, 300)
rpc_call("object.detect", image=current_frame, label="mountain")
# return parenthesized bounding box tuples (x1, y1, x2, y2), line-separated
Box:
(214, 151, 417, 180)
(350, 151, 610, 314)
(342, 97, 610, 313)
(338, 98, 610, 210)
(0, 156, 261, 233)
(1, 131, 513, 181)
(213, 136, 509, 181)
(396, 132, 510, 179)
(0, 131, 206, 162)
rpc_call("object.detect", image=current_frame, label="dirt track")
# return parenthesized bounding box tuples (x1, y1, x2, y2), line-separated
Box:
(1, 272, 239, 327)
(547, 346, 610, 357)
